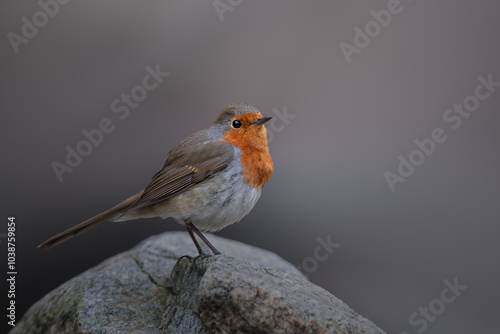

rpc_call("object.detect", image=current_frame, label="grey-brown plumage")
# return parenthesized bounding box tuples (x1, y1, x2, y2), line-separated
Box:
(38, 191, 143, 248)
(39, 103, 273, 254)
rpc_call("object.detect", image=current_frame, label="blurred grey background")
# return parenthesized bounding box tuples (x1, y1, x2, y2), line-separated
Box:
(1, 1, 499, 333)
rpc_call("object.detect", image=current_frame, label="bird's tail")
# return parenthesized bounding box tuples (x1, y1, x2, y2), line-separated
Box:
(38, 191, 143, 249)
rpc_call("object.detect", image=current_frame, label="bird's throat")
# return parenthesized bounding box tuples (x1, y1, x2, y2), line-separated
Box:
(223, 127, 274, 189)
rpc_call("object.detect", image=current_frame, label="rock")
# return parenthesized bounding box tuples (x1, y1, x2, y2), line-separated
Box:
(13, 232, 386, 333)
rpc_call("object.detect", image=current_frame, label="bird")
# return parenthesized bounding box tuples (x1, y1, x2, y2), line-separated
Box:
(38, 103, 274, 255)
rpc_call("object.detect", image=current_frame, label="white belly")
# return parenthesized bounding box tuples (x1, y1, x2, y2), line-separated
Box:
(164, 158, 262, 232)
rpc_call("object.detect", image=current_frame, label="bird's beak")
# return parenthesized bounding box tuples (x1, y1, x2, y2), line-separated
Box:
(250, 116, 272, 126)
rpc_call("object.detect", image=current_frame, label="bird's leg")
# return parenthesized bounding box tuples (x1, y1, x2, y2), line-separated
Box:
(185, 221, 221, 255)
(185, 223, 204, 255)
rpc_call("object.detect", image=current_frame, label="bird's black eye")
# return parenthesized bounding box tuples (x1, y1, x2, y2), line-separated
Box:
(232, 120, 242, 128)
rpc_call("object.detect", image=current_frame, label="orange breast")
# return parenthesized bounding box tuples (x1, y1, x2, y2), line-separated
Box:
(223, 115, 274, 189)
(238, 141, 274, 189)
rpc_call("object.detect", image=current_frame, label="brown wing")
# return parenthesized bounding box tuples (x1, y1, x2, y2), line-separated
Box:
(132, 130, 234, 210)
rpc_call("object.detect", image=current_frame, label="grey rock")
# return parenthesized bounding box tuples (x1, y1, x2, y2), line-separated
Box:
(13, 232, 386, 334)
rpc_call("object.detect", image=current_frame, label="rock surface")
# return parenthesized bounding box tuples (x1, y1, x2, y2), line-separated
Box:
(13, 232, 386, 333)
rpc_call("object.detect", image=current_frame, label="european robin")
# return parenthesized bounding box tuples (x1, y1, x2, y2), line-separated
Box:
(39, 103, 274, 255)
